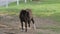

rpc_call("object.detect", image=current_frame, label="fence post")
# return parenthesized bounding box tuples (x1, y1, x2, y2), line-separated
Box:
(30, 0, 32, 1)
(6, 0, 8, 8)
(25, 0, 27, 3)
(17, 0, 19, 6)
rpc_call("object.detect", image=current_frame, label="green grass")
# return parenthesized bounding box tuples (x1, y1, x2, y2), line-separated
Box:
(0, 1, 60, 22)
(0, 0, 60, 25)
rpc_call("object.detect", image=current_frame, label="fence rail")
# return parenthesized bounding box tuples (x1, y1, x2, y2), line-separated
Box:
(0, 0, 29, 8)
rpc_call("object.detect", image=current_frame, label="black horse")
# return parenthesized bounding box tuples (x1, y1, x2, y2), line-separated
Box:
(19, 9, 36, 32)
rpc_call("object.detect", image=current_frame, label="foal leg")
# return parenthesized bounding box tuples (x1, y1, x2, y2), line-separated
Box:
(31, 18, 36, 30)
(31, 18, 34, 24)
(28, 20, 31, 29)
(21, 21, 24, 31)
(25, 21, 27, 32)
(28, 20, 30, 27)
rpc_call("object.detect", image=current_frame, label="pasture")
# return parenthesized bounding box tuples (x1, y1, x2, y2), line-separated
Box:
(0, 0, 60, 34)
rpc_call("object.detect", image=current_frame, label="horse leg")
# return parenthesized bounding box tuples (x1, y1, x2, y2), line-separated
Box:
(28, 20, 30, 27)
(25, 21, 27, 32)
(21, 21, 24, 31)
(31, 18, 34, 24)
(31, 18, 36, 30)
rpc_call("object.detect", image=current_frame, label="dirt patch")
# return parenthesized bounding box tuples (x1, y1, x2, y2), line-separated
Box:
(0, 15, 60, 34)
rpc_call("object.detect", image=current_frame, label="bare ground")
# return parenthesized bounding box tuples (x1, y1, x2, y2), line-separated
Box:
(0, 14, 60, 34)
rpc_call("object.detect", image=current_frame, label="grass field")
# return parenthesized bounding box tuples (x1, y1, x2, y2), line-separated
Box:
(0, 1, 60, 22)
(0, 0, 60, 34)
